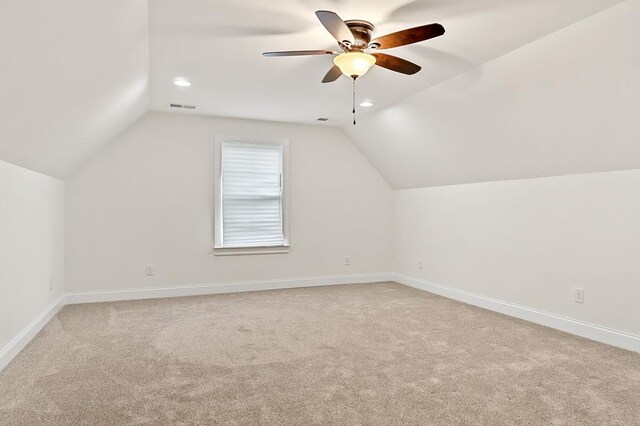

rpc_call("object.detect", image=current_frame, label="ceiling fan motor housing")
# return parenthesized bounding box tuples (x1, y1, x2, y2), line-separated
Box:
(344, 20, 375, 50)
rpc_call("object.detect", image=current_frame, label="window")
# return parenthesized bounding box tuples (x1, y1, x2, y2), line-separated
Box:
(214, 136, 289, 254)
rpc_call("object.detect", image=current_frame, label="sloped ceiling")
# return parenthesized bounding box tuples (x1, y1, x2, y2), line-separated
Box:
(0, 0, 634, 183)
(0, 0, 149, 178)
(148, 0, 624, 126)
(345, 0, 640, 189)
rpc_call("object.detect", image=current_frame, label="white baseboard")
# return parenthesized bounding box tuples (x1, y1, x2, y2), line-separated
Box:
(4, 272, 637, 376)
(1, 274, 391, 373)
(65, 273, 393, 304)
(392, 273, 640, 353)
(0, 295, 66, 372)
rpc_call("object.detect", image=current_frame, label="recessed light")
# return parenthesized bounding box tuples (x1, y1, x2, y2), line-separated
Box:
(359, 101, 374, 107)
(174, 78, 191, 87)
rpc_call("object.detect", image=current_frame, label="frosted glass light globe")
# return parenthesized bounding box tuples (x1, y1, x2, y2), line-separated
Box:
(333, 52, 376, 78)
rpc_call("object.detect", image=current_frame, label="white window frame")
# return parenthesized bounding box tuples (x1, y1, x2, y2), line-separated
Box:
(214, 135, 290, 255)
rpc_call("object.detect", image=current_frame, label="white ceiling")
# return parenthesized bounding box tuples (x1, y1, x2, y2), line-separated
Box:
(346, 0, 640, 189)
(0, 0, 149, 178)
(0, 0, 631, 182)
(149, 0, 625, 126)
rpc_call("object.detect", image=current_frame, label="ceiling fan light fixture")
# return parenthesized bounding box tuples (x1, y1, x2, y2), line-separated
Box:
(333, 52, 376, 78)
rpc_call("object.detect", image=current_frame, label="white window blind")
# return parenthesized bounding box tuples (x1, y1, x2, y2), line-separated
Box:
(221, 142, 284, 248)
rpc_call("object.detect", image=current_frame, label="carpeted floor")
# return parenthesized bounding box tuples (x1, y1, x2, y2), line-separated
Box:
(1, 282, 639, 425)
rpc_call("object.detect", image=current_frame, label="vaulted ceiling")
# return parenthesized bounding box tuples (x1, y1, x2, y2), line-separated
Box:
(0, 0, 149, 178)
(346, 0, 640, 188)
(0, 0, 635, 183)
(149, 0, 624, 125)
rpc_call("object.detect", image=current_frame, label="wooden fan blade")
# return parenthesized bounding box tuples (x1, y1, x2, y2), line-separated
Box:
(370, 23, 444, 50)
(315, 10, 354, 45)
(322, 65, 343, 83)
(263, 50, 337, 57)
(372, 53, 421, 75)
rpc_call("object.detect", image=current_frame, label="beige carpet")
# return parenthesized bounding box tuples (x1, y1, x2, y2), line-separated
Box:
(1, 282, 639, 425)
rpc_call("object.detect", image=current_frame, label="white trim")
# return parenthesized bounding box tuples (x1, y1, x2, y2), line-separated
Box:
(213, 245, 290, 256)
(0, 275, 389, 373)
(4, 273, 638, 376)
(65, 273, 393, 304)
(392, 273, 640, 353)
(1, 275, 390, 373)
(0, 295, 66, 372)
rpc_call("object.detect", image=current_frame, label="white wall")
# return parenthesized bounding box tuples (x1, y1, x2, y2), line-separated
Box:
(0, 160, 64, 354)
(65, 112, 392, 292)
(346, 0, 640, 189)
(351, 0, 640, 344)
(393, 169, 640, 336)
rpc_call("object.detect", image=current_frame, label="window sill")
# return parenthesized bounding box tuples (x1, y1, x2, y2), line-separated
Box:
(213, 245, 290, 256)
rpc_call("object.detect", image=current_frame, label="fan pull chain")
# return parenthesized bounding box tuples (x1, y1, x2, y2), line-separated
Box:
(352, 77, 357, 125)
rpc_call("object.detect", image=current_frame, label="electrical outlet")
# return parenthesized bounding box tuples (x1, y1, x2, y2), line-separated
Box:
(49, 278, 53, 291)
(344, 256, 351, 266)
(574, 287, 584, 304)
(146, 264, 155, 276)
(418, 260, 423, 270)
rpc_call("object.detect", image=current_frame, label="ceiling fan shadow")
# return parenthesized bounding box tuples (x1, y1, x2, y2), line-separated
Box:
(386, 0, 511, 23)
(152, 5, 312, 38)
(398, 45, 485, 91)
(154, 23, 305, 38)
(439, 61, 486, 92)
(406, 45, 474, 69)
(297, 0, 349, 7)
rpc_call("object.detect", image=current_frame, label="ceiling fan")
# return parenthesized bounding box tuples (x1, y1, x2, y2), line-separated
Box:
(263, 10, 445, 124)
